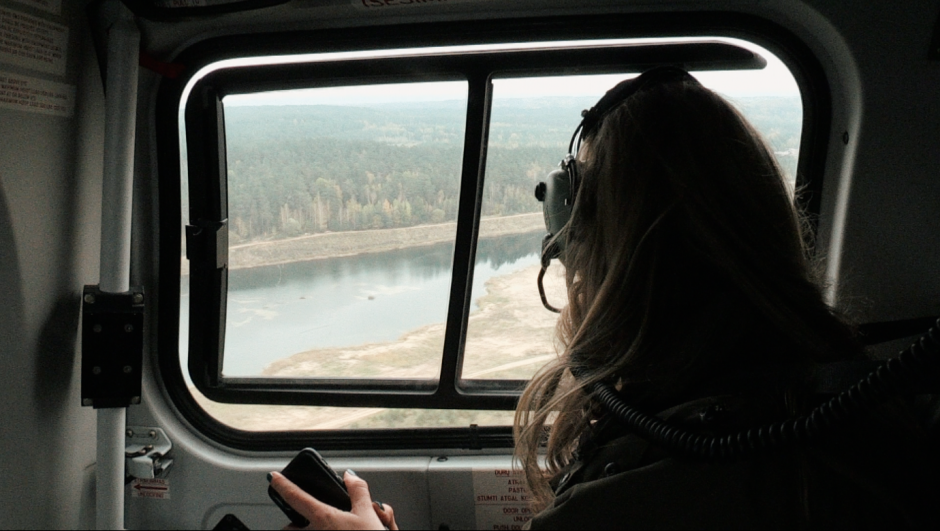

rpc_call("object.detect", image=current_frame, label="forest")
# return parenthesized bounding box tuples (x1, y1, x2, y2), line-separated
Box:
(217, 95, 802, 244)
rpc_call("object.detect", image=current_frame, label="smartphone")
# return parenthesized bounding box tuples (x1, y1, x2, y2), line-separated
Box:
(268, 448, 352, 527)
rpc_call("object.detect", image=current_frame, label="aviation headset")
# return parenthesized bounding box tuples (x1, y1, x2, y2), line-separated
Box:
(531, 66, 940, 461)
(534, 66, 701, 312)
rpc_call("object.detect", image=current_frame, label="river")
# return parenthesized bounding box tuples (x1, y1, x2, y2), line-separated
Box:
(179, 232, 543, 377)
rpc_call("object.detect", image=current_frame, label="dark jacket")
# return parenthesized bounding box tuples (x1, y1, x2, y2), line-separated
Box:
(529, 395, 937, 529)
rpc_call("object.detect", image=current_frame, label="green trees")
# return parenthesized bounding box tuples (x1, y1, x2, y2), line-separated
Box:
(222, 96, 802, 244)
(224, 104, 551, 243)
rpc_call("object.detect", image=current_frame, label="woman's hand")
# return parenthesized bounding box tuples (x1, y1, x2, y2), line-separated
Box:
(269, 470, 398, 530)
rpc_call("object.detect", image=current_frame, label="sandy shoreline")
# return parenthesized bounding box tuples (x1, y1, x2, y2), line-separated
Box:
(193, 261, 569, 431)
(181, 212, 544, 275)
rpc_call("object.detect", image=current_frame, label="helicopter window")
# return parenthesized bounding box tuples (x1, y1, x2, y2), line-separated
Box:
(211, 81, 467, 384)
(170, 33, 816, 449)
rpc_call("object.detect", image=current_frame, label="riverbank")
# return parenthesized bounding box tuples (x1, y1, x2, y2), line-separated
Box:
(181, 212, 544, 274)
(192, 261, 568, 431)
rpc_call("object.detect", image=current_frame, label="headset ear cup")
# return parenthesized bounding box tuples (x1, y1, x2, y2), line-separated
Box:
(542, 167, 573, 242)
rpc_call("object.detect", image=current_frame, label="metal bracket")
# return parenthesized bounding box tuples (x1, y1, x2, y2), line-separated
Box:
(81, 285, 145, 408)
(186, 219, 228, 269)
(125, 426, 173, 480)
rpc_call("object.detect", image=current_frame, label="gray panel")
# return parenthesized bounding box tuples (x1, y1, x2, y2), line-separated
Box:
(0, 0, 103, 527)
(124, 453, 434, 530)
(428, 456, 518, 531)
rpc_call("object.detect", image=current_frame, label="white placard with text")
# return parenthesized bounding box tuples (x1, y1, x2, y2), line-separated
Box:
(0, 71, 73, 117)
(472, 468, 535, 530)
(129, 478, 171, 500)
(353, 0, 490, 11)
(0, 6, 68, 75)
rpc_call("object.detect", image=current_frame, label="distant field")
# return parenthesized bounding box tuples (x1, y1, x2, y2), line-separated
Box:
(181, 212, 543, 275)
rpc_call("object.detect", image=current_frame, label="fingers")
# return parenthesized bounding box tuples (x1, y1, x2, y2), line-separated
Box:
(373, 501, 398, 531)
(269, 471, 340, 526)
(343, 470, 376, 516)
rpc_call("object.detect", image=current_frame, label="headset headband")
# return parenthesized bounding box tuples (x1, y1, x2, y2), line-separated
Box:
(537, 66, 702, 313)
(569, 65, 701, 154)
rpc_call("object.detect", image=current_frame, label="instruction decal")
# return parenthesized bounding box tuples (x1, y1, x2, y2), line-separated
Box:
(472, 468, 534, 530)
(130, 478, 171, 500)
(0, 6, 68, 75)
(156, 0, 209, 7)
(8, 0, 61, 16)
(0, 71, 73, 117)
(354, 0, 491, 10)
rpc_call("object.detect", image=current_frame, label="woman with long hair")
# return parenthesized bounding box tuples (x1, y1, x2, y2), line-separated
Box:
(269, 67, 936, 529)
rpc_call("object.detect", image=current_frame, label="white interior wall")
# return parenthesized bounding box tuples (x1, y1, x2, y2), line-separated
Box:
(0, 0, 102, 527)
(818, 2, 940, 321)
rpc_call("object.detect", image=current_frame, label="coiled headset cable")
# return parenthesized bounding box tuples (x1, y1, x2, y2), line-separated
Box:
(586, 318, 940, 461)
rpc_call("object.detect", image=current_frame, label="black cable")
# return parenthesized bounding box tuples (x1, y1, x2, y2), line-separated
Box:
(589, 317, 940, 461)
(537, 265, 562, 314)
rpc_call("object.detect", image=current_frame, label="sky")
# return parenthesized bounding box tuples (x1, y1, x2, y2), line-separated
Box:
(210, 37, 801, 108)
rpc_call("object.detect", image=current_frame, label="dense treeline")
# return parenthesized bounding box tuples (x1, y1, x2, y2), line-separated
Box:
(227, 137, 462, 241)
(221, 96, 800, 244)
(225, 137, 559, 243)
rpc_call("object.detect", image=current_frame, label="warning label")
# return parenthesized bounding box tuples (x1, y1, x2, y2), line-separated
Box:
(130, 478, 171, 500)
(0, 7, 68, 75)
(9, 0, 62, 16)
(0, 71, 73, 117)
(354, 0, 489, 10)
(472, 468, 534, 530)
(156, 0, 208, 7)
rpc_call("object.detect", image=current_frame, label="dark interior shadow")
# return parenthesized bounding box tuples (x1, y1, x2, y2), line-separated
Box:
(33, 292, 81, 417)
(0, 182, 26, 380)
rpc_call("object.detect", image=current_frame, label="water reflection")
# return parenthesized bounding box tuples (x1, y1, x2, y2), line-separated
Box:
(181, 231, 544, 377)
(229, 243, 457, 292)
(476, 232, 544, 269)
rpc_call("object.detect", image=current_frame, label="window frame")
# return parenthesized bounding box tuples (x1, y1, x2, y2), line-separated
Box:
(156, 13, 831, 451)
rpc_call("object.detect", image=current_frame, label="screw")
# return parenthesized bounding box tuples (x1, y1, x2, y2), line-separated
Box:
(126, 429, 134, 437)
(149, 430, 157, 439)
(133, 293, 144, 304)
(82, 398, 93, 406)
(436, 456, 448, 462)
(92, 366, 102, 375)
(123, 365, 133, 374)
(124, 324, 134, 333)
(84, 294, 95, 304)
(92, 324, 102, 333)
(131, 396, 141, 405)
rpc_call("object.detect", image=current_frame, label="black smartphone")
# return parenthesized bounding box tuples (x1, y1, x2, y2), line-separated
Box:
(268, 448, 352, 527)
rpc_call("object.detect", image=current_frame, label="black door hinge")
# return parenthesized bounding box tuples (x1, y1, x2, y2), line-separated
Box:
(81, 285, 145, 408)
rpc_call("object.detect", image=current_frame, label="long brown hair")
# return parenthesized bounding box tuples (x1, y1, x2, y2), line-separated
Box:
(513, 79, 862, 508)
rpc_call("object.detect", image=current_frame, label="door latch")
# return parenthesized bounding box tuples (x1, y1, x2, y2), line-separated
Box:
(125, 426, 173, 480)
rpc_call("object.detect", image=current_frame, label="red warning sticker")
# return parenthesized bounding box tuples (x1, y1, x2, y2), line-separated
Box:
(130, 478, 171, 500)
